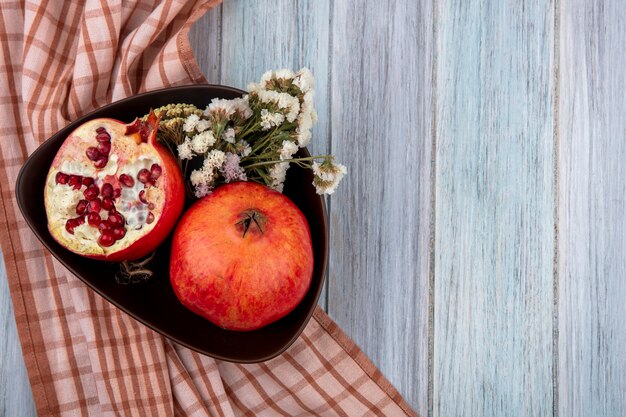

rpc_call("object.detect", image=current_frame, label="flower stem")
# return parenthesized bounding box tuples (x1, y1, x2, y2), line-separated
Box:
(242, 155, 332, 169)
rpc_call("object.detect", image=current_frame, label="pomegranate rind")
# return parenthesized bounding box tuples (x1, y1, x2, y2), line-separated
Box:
(44, 117, 184, 261)
(170, 182, 314, 331)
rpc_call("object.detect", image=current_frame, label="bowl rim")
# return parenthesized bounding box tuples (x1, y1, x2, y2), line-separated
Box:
(15, 83, 329, 363)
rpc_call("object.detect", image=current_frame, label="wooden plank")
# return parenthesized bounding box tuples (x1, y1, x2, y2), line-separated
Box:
(216, 0, 332, 309)
(557, 1, 626, 415)
(328, 1, 432, 414)
(0, 251, 37, 417)
(188, 3, 222, 83)
(433, 1, 555, 416)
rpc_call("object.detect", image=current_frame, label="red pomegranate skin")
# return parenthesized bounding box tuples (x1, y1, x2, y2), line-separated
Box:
(44, 115, 184, 261)
(170, 182, 314, 331)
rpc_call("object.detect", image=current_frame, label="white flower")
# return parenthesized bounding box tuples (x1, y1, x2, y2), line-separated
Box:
(277, 93, 300, 121)
(294, 94, 317, 147)
(274, 68, 295, 80)
(257, 90, 300, 122)
(232, 96, 252, 120)
(280, 140, 298, 161)
(298, 97, 315, 129)
(312, 161, 347, 195)
(293, 68, 314, 93)
(195, 119, 211, 132)
(183, 114, 200, 132)
(260, 109, 285, 130)
(259, 70, 274, 86)
(191, 130, 215, 154)
(295, 129, 312, 147)
(247, 81, 260, 93)
(303, 91, 314, 106)
(269, 162, 289, 192)
(222, 127, 236, 144)
(312, 160, 347, 181)
(203, 149, 226, 171)
(207, 98, 232, 113)
(235, 140, 251, 157)
(190, 169, 205, 186)
(177, 139, 194, 160)
(205, 98, 235, 120)
(295, 113, 313, 147)
(257, 89, 277, 104)
(189, 150, 225, 197)
(260, 69, 295, 88)
(298, 110, 313, 133)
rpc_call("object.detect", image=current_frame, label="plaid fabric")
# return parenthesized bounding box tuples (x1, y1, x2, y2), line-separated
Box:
(0, 1, 418, 416)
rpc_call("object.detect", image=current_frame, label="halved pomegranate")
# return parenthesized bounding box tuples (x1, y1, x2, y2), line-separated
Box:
(44, 112, 185, 261)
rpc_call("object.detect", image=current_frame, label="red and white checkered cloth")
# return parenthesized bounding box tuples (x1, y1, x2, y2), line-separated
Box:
(0, 1, 418, 415)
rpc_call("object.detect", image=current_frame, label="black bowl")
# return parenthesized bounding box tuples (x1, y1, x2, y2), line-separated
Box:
(15, 85, 328, 363)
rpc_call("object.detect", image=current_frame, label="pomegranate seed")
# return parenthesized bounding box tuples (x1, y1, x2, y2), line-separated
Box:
(97, 141, 111, 155)
(146, 212, 154, 224)
(119, 174, 134, 187)
(82, 177, 94, 187)
(101, 183, 114, 198)
(150, 164, 162, 180)
(114, 188, 122, 198)
(55, 172, 68, 185)
(75, 199, 88, 215)
(102, 196, 114, 211)
(87, 212, 101, 226)
(112, 227, 126, 240)
(108, 212, 124, 227)
(137, 169, 151, 184)
(96, 127, 106, 134)
(68, 175, 82, 189)
(96, 133, 111, 142)
(65, 218, 79, 234)
(83, 185, 99, 200)
(76, 216, 86, 225)
(94, 156, 108, 169)
(148, 202, 155, 210)
(138, 190, 148, 204)
(98, 221, 111, 233)
(88, 198, 101, 213)
(86, 147, 100, 161)
(98, 232, 115, 247)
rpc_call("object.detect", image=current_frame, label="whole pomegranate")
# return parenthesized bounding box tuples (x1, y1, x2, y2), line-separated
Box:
(170, 182, 314, 331)
(44, 112, 184, 261)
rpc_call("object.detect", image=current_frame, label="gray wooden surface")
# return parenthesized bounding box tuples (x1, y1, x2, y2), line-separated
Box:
(558, 1, 626, 416)
(0, 250, 37, 417)
(2, 0, 625, 416)
(434, 0, 556, 415)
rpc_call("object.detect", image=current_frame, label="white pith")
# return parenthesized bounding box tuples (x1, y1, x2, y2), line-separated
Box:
(117, 157, 161, 229)
(45, 120, 166, 256)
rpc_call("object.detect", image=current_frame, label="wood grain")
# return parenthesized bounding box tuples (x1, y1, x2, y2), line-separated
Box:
(433, 1, 556, 416)
(327, 1, 432, 414)
(0, 250, 37, 417)
(188, 3, 222, 83)
(557, 1, 626, 415)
